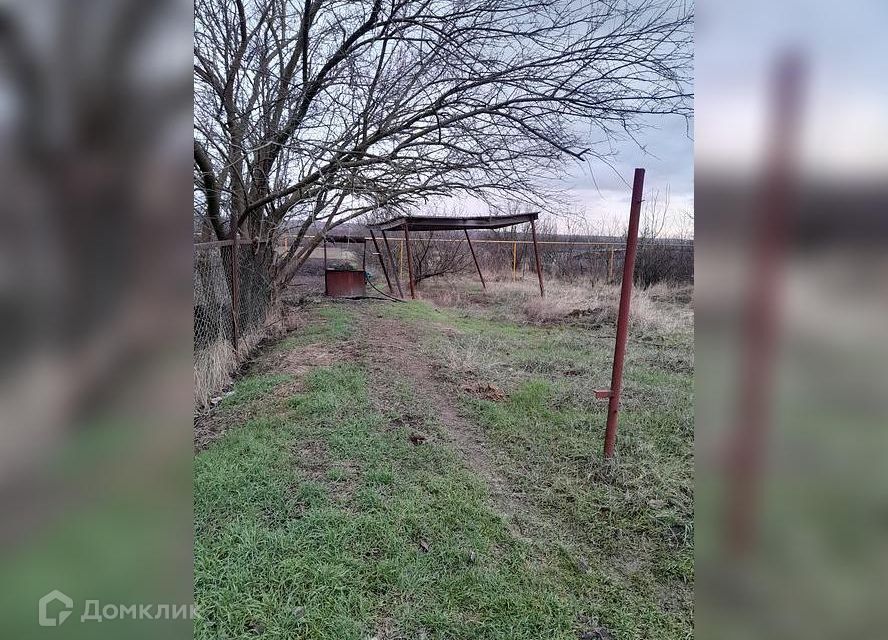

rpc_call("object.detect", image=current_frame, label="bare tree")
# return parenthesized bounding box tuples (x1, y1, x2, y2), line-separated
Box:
(194, 0, 693, 294)
(641, 187, 671, 241)
(635, 186, 693, 285)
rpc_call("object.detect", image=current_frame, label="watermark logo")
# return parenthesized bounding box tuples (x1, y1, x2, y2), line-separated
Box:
(37, 591, 197, 626)
(39, 590, 73, 627)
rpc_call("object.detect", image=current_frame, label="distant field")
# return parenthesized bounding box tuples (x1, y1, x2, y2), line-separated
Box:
(194, 278, 693, 639)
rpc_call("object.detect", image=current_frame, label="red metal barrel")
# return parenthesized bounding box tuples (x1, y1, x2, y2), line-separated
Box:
(325, 269, 366, 297)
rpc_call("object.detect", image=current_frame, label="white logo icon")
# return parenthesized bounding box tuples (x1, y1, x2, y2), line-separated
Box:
(39, 590, 73, 627)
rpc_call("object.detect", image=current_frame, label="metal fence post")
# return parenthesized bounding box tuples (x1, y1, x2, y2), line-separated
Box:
(403, 224, 417, 299)
(726, 52, 803, 554)
(399, 239, 405, 282)
(230, 232, 240, 354)
(602, 168, 645, 459)
(530, 220, 545, 297)
(464, 230, 486, 289)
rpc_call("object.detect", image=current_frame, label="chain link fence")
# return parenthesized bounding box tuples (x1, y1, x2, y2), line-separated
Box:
(194, 241, 275, 407)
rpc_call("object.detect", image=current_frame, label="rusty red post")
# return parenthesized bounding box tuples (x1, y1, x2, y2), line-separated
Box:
(530, 220, 545, 298)
(726, 53, 803, 554)
(323, 237, 328, 295)
(603, 168, 645, 459)
(464, 229, 486, 289)
(381, 230, 404, 297)
(403, 224, 417, 299)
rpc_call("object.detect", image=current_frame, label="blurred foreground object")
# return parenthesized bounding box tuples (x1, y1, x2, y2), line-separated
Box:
(697, 0, 888, 638)
(725, 51, 804, 555)
(0, 1, 192, 638)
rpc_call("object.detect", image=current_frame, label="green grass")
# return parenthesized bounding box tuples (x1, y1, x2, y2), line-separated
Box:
(381, 299, 526, 338)
(195, 297, 694, 639)
(196, 364, 581, 639)
(462, 379, 693, 636)
(275, 305, 355, 351)
(220, 373, 293, 409)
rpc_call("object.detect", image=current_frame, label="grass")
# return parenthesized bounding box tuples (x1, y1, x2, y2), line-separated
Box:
(196, 364, 582, 639)
(195, 285, 693, 639)
(274, 305, 355, 351)
(220, 373, 293, 409)
(398, 297, 694, 637)
(420, 276, 693, 335)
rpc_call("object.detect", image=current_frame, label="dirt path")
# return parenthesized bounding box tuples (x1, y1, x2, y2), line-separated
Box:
(351, 305, 550, 541)
(196, 300, 552, 541)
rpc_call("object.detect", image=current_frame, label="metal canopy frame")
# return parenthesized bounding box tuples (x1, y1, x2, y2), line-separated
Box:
(368, 213, 544, 298)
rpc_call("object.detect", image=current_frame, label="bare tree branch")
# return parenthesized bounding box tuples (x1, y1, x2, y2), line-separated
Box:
(194, 0, 693, 293)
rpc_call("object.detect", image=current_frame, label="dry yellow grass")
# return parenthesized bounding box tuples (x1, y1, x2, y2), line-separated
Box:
(424, 274, 692, 334)
(439, 334, 506, 379)
(194, 303, 286, 408)
(194, 337, 237, 408)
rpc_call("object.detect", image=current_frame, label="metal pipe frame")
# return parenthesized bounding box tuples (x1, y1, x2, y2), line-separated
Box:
(368, 230, 395, 294)
(464, 229, 486, 289)
(381, 230, 404, 297)
(403, 223, 417, 299)
(530, 220, 545, 298)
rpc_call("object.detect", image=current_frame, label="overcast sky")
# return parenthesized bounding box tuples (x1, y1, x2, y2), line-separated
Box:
(457, 73, 695, 235)
(561, 113, 694, 235)
(455, 111, 695, 237)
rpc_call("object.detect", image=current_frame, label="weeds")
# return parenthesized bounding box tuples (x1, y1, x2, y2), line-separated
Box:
(422, 276, 693, 335)
(193, 337, 237, 408)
